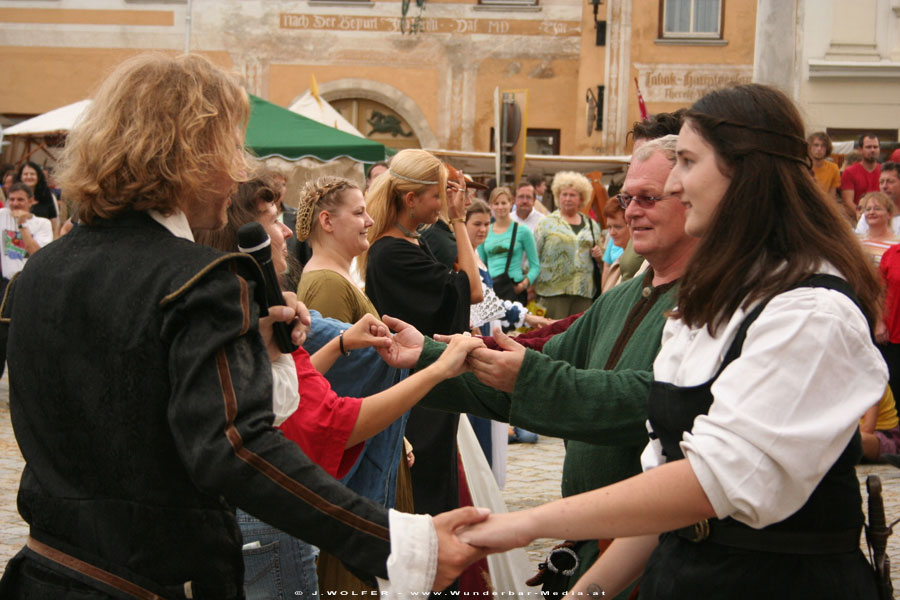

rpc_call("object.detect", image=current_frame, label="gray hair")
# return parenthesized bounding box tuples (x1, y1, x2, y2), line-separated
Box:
(632, 134, 678, 165)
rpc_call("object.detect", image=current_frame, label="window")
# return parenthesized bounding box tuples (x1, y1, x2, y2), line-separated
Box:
(489, 128, 560, 155)
(479, 0, 538, 8)
(661, 0, 721, 39)
(525, 129, 560, 155)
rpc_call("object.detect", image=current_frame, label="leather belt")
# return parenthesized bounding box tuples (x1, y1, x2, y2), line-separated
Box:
(25, 536, 169, 600)
(675, 520, 861, 555)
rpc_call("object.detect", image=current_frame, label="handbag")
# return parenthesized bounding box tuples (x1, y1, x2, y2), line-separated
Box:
(588, 220, 603, 299)
(491, 223, 526, 303)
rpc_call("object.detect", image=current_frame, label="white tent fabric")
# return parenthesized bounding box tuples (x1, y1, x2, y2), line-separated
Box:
(5, 100, 91, 136)
(832, 140, 854, 155)
(288, 92, 366, 138)
(457, 417, 532, 594)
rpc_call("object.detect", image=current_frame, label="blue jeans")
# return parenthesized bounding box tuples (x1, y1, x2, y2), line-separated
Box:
(237, 509, 319, 599)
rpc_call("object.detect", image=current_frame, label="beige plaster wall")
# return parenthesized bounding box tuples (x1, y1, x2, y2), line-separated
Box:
(473, 56, 581, 155)
(622, 0, 757, 152)
(0, 47, 233, 115)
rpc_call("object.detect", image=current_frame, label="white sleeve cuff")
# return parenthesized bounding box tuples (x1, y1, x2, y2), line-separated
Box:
(377, 509, 438, 597)
(270, 354, 299, 426)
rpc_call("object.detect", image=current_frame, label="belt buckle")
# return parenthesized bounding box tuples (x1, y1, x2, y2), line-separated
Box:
(689, 519, 710, 542)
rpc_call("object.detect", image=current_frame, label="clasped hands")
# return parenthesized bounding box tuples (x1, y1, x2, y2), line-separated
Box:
(261, 304, 529, 588)
(376, 316, 526, 394)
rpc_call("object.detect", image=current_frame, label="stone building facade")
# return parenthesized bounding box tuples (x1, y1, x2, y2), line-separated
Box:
(754, 0, 900, 145)
(1, 0, 758, 159)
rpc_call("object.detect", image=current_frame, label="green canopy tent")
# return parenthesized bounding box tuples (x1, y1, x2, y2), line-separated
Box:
(245, 94, 388, 164)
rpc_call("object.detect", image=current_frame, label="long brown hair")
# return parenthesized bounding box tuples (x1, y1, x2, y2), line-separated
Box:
(194, 176, 276, 253)
(676, 84, 881, 333)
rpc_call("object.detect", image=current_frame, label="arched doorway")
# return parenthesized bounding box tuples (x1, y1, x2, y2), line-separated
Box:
(331, 98, 421, 152)
(307, 78, 439, 150)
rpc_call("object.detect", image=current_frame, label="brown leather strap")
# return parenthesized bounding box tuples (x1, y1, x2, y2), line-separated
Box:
(26, 537, 168, 600)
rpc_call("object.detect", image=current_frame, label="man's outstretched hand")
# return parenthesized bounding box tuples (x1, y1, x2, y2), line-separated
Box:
(431, 506, 491, 591)
(466, 327, 526, 394)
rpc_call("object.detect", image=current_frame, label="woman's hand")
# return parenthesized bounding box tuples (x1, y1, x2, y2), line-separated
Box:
(524, 314, 554, 329)
(446, 170, 468, 221)
(433, 335, 485, 379)
(590, 244, 604, 263)
(457, 510, 537, 553)
(875, 319, 890, 344)
(376, 315, 426, 368)
(342, 313, 393, 351)
(514, 278, 529, 294)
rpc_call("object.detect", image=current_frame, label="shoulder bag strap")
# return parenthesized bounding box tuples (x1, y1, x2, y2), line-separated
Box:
(503, 223, 518, 277)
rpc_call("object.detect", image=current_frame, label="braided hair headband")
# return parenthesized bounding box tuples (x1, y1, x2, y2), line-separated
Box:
(389, 169, 438, 185)
(686, 111, 812, 168)
(295, 178, 355, 242)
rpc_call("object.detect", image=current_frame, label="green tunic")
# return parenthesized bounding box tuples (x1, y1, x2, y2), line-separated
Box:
(417, 272, 679, 583)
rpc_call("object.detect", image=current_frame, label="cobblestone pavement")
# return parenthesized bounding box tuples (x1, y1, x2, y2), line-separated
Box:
(1, 381, 899, 594)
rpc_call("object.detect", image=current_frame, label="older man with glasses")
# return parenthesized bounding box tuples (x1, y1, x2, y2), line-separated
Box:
(381, 134, 700, 592)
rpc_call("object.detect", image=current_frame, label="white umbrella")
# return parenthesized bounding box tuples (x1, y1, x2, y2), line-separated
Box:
(4, 100, 92, 137)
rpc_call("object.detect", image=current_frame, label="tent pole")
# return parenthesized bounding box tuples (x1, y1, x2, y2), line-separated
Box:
(184, 0, 193, 54)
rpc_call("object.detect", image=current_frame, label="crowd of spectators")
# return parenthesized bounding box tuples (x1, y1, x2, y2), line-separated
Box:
(1, 54, 897, 600)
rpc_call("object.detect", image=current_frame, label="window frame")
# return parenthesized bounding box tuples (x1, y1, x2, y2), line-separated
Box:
(489, 127, 560, 155)
(479, 0, 539, 8)
(659, 0, 723, 40)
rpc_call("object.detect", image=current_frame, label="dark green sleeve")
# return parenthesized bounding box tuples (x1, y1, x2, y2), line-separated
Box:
(417, 337, 514, 421)
(508, 295, 653, 445)
(417, 333, 651, 446)
(509, 351, 651, 445)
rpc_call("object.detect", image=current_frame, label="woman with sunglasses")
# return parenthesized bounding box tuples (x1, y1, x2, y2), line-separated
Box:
(532, 171, 603, 319)
(460, 83, 885, 599)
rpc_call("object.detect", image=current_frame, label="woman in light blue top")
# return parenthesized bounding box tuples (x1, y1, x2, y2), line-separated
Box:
(478, 187, 540, 304)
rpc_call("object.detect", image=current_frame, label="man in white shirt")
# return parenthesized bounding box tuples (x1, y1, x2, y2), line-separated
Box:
(0, 183, 52, 281)
(511, 183, 544, 231)
(509, 182, 544, 294)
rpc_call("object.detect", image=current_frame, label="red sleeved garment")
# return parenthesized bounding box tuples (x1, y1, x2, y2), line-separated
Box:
(880, 244, 900, 343)
(481, 311, 583, 351)
(278, 347, 365, 479)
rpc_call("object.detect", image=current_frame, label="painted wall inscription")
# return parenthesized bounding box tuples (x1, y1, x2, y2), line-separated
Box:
(280, 13, 580, 36)
(634, 63, 754, 103)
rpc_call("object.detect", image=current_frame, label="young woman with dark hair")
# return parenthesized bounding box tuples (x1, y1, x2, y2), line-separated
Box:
(459, 84, 886, 599)
(16, 161, 59, 237)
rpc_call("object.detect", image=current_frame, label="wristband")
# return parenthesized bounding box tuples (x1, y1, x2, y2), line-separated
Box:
(449, 217, 466, 225)
(339, 331, 350, 356)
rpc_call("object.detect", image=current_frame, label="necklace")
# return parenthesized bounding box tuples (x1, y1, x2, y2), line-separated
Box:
(395, 222, 421, 239)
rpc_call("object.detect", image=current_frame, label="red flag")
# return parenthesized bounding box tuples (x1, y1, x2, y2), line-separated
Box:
(635, 77, 649, 121)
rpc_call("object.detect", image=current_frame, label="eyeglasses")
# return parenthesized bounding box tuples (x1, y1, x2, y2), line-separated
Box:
(615, 193, 671, 210)
(864, 205, 888, 213)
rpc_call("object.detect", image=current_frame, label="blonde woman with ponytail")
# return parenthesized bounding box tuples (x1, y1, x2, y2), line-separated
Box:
(362, 149, 482, 521)
(362, 149, 482, 336)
